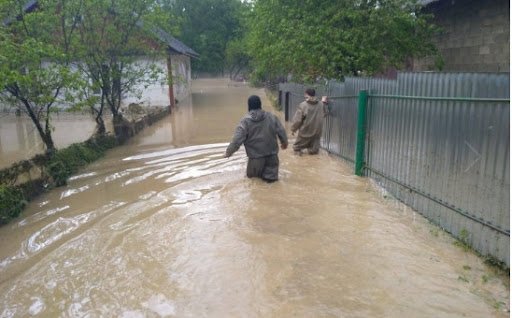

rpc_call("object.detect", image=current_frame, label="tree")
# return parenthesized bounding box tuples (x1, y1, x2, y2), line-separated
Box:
(70, 0, 176, 136)
(226, 39, 251, 80)
(0, 0, 83, 152)
(169, 0, 247, 74)
(225, 2, 252, 80)
(246, 0, 442, 82)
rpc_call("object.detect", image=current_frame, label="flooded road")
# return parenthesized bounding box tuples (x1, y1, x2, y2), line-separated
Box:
(0, 79, 509, 317)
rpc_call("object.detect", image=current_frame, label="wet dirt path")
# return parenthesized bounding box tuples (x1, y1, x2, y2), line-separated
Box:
(0, 79, 508, 317)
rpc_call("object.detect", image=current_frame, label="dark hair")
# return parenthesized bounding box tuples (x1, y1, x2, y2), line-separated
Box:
(248, 95, 262, 111)
(305, 87, 316, 97)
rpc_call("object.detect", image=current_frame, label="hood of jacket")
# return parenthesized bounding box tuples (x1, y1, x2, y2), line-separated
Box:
(305, 96, 320, 105)
(249, 109, 267, 122)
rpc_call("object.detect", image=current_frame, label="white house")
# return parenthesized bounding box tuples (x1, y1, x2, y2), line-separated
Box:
(1, 0, 199, 112)
(122, 27, 199, 109)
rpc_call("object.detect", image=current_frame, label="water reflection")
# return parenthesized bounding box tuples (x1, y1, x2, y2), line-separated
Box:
(0, 113, 98, 168)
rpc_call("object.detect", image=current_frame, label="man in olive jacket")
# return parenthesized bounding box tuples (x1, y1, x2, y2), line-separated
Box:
(224, 95, 288, 183)
(291, 87, 329, 155)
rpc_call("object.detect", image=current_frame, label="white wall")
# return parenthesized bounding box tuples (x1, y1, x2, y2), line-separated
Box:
(122, 55, 192, 108)
(170, 54, 192, 103)
(122, 57, 170, 108)
(0, 55, 193, 111)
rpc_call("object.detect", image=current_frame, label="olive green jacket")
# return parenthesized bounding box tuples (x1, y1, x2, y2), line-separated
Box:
(226, 109, 288, 159)
(291, 97, 329, 139)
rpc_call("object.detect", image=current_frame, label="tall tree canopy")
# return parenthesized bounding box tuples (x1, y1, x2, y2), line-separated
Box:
(246, 0, 441, 82)
(170, 0, 248, 74)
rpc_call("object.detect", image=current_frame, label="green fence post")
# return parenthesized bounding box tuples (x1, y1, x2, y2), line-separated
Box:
(355, 90, 368, 176)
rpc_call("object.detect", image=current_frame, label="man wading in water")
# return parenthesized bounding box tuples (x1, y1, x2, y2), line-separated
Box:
(291, 87, 329, 155)
(223, 95, 288, 183)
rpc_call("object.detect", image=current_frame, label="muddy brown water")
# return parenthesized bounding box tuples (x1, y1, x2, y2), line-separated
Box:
(0, 113, 107, 169)
(0, 79, 509, 317)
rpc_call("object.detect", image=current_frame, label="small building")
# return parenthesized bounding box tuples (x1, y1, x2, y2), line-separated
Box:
(414, 0, 510, 72)
(123, 28, 199, 109)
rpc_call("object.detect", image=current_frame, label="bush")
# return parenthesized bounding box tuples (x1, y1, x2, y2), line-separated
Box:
(0, 185, 27, 224)
(47, 134, 117, 186)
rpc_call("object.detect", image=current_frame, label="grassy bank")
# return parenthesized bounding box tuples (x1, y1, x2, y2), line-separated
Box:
(0, 106, 171, 225)
(265, 88, 281, 111)
(0, 133, 117, 224)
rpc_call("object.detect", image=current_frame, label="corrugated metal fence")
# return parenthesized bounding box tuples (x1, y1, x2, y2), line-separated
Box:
(279, 72, 510, 265)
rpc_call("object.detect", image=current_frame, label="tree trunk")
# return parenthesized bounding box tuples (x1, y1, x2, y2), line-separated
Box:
(229, 64, 236, 80)
(94, 93, 106, 134)
(233, 64, 245, 81)
(20, 100, 56, 152)
(112, 114, 133, 144)
(42, 131, 55, 155)
(95, 115, 106, 134)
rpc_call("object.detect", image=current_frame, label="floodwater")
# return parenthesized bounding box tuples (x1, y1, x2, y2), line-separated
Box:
(0, 113, 102, 169)
(0, 79, 509, 317)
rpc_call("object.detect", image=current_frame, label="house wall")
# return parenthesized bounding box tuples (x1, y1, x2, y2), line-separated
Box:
(1, 55, 193, 111)
(414, 0, 510, 72)
(122, 55, 191, 107)
(170, 54, 192, 103)
(122, 57, 171, 108)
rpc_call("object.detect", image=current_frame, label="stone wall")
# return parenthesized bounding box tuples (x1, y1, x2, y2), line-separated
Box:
(414, 0, 509, 72)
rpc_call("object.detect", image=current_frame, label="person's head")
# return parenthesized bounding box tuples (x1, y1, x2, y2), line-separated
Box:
(248, 95, 262, 111)
(305, 87, 316, 98)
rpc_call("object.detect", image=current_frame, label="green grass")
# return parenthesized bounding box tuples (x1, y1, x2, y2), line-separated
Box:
(48, 134, 117, 186)
(458, 275, 469, 283)
(0, 133, 117, 225)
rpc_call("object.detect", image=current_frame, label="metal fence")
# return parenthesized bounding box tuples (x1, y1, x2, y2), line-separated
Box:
(279, 72, 510, 265)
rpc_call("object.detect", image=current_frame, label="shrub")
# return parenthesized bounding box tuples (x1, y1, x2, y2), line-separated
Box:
(47, 134, 117, 186)
(0, 185, 27, 224)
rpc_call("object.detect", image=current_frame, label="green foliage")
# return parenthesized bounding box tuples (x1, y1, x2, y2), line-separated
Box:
(0, 0, 83, 151)
(0, 185, 27, 224)
(170, 0, 249, 73)
(226, 39, 251, 79)
(454, 228, 471, 251)
(70, 0, 173, 133)
(48, 135, 117, 186)
(246, 0, 442, 81)
(457, 275, 469, 283)
(493, 301, 506, 310)
(0, 0, 174, 140)
(249, 67, 268, 87)
(265, 89, 281, 111)
(484, 257, 510, 273)
(460, 228, 469, 243)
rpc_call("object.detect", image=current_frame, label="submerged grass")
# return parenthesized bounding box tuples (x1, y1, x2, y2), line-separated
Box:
(0, 134, 117, 225)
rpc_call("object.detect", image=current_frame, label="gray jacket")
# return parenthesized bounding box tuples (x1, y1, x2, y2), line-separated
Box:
(226, 109, 288, 158)
(291, 97, 329, 139)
